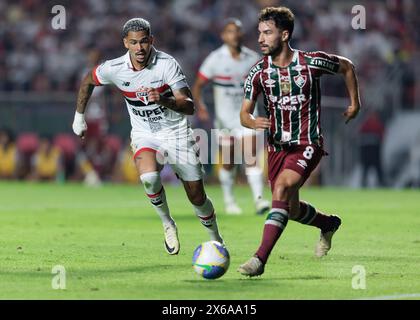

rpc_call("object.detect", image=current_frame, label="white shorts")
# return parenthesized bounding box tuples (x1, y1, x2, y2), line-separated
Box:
(131, 132, 204, 181)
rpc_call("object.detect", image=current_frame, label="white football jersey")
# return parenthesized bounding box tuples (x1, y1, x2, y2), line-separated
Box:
(93, 47, 190, 137)
(198, 45, 260, 130)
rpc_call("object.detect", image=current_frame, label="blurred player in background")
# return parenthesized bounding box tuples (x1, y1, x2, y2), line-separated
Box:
(193, 18, 270, 215)
(82, 49, 109, 138)
(238, 7, 361, 276)
(72, 18, 224, 255)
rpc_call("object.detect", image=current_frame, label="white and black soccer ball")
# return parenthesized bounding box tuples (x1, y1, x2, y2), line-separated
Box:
(192, 241, 230, 280)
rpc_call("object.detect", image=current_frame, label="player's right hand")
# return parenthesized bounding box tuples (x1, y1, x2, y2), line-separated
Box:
(254, 117, 271, 130)
(343, 104, 360, 124)
(72, 111, 87, 138)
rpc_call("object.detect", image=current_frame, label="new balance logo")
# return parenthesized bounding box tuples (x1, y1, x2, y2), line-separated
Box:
(297, 159, 308, 169)
(122, 81, 130, 86)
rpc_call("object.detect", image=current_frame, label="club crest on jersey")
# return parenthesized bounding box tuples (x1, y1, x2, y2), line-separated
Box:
(136, 88, 149, 104)
(293, 75, 307, 88)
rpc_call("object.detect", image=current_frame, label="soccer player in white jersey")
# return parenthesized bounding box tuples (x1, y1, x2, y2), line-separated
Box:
(193, 18, 270, 215)
(72, 18, 224, 255)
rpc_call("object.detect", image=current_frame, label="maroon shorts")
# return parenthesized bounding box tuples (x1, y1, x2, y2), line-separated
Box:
(267, 144, 324, 191)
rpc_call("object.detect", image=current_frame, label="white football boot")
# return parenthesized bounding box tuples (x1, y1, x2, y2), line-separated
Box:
(163, 222, 180, 255)
(315, 215, 342, 258)
(255, 198, 270, 215)
(225, 202, 242, 215)
(237, 256, 265, 277)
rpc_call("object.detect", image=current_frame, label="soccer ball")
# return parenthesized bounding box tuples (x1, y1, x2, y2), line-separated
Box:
(192, 241, 230, 280)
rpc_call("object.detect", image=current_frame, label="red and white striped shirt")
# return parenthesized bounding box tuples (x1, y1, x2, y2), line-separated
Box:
(93, 47, 190, 136)
(198, 45, 260, 130)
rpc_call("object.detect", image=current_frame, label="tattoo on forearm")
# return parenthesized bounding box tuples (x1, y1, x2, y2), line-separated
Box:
(76, 81, 95, 113)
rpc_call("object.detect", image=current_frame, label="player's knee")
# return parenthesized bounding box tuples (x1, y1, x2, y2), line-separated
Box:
(140, 171, 161, 193)
(273, 180, 297, 201)
(273, 184, 289, 200)
(188, 189, 206, 206)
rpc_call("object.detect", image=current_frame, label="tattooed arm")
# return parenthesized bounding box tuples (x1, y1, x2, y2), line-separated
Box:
(72, 71, 97, 138)
(76, 71, 96, 114)
(146, 86, 195, 115)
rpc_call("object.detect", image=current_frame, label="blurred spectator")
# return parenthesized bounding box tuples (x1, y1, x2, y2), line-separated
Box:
(16, 132, 39, 179)
(358, 110, 385, 187)
(29, 135, 63, 181)
(0, 127, 20, 179)
(0, 0, 417, 98)
(53, 133, 78, 180)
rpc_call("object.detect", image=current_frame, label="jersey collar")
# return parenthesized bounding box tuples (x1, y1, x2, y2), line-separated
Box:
(268, 49, 298, 68)
(125, 46, 158, 71)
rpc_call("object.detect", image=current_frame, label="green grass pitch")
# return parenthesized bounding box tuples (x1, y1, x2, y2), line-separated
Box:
(0, 181, 419, 300)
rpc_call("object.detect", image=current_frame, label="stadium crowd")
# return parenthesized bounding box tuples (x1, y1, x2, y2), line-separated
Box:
(1, 0, 418, 99)
(0, 0, 419, 185)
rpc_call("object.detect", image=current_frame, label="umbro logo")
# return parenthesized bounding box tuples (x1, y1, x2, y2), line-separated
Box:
(122, 81, 130, 86)
(264, 79, 276, 88)
(297, 159, 308, 169)
(292, 65, 306, 72)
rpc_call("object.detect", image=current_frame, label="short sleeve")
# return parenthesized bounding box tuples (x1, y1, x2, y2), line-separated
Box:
(198, 53, 216, 81)
(164, 58, 189, 91)
(92, 61, 113, 86)
(243, 64, 262, 101)
(307, 51, 340, 77)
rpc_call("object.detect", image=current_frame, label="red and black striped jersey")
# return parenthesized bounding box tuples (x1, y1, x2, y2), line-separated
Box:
(244, 50, 340, 151)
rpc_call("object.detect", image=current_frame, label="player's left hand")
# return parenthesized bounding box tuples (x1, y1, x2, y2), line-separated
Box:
(146, 87, 161, 104)
(343, 105, 360, 124)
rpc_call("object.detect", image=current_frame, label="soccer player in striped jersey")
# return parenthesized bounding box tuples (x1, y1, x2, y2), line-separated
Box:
(72, 18, 224, 256)
(238, 7, 361, 276)
(193, 18, 270, 216)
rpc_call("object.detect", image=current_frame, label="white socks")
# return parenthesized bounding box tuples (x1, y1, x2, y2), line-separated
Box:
(245, 166, 264, 203)
(218, 167, 235, 205)
(192, 197, 223, 243)
(140, 171, 174, 226)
